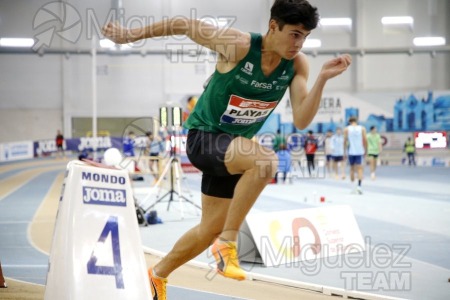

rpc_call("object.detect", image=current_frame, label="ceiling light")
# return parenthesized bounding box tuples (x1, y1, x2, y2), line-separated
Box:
(99, 39, 132, 51)
(320, 18, 352, 27)
(100, 39, 115, 48)
(0, 38, 34, 47)
(303, 39, 321, 48)
(413, 37, 446, 46)
(381, 16, 413, 25)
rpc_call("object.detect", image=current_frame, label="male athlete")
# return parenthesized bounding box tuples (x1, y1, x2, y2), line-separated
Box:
(103, 0, 351, 298)
(367, 126, 382, 179)
(344, 117, 367, 194)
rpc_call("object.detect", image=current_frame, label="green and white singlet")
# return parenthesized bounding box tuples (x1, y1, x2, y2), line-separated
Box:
(184, 33, 296, 139)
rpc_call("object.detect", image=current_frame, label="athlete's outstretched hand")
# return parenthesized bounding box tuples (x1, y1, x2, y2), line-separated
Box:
(102, 21, 129, 44)
(319, 54, 352, 80)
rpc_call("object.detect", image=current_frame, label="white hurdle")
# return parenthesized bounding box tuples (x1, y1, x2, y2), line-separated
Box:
(44, 160, 151, 300)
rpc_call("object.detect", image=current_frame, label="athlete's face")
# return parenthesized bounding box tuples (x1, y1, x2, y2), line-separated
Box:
(271, 21, 311, 60)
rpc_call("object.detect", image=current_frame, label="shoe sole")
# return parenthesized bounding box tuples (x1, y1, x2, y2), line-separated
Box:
(216, 268, 246, 281)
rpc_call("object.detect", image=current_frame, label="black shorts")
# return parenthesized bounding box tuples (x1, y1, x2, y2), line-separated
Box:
(348, 155, 363, 165)
(332, 155, 344, 162)
(368, 154, 379, 159)
(186, 129, 242, 199)
(306, 154, 315, 162)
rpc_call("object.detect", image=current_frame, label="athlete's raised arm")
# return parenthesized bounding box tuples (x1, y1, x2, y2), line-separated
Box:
(290, 53, 352, 129)
(102, 19, 250, 63)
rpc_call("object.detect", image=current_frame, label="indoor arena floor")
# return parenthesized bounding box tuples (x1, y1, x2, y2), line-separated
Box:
(1, 157, 449, 299)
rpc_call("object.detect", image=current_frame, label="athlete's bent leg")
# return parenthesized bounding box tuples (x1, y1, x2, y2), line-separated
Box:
(152, 194, 231, 278)
(208, 137, 277, 281)
(220, 137, 278, 242)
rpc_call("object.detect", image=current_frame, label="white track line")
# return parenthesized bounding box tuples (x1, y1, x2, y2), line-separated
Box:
(3, 265, 48, 268)
(0, 166, 64, 202)
(142, 246, 406, 300)
(27, 172, 64, 256)
(3, 277, 45, 287)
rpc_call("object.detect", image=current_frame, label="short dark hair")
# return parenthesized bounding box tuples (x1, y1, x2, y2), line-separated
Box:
(370, 126, 376, 131)
(348, 116, 358, 124)
(308, 130, 313, 135)
(270, 0, 319, 31)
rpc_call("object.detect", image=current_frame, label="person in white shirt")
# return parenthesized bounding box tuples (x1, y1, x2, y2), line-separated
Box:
(344, 117, 367, 194)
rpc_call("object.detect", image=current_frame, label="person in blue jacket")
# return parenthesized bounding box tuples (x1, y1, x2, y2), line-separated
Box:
(275, 144, 292, 183)
(123, 131, 136, 157)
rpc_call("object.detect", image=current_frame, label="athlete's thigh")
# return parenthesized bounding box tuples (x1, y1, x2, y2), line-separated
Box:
(186, 129, 230, 176)
(224, 136, 277, 174)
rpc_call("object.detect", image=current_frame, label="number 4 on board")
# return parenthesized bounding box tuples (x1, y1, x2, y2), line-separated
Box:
(87, 216, 124, 289)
